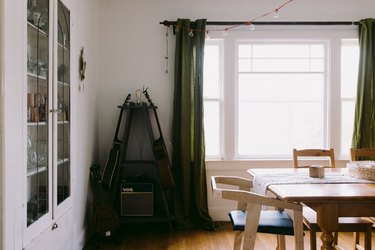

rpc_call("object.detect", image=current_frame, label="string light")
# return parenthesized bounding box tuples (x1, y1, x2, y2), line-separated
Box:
(206, 30, 210, 39)
(273, 10, 280, 19)
(170, 0, 295, 36)
(165, 27, 169, 74)
(189, 29, 194, 37)
(222, 29, 228, 37)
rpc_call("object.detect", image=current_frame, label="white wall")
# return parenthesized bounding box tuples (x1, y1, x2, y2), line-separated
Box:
(2, 0, 25, 248)
(97, 0, 375, 220)
(0, 0, 4, 246)
(71, 0, 100, 248)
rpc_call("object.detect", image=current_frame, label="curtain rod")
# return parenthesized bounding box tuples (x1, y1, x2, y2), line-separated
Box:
(160, 20, 359, 26)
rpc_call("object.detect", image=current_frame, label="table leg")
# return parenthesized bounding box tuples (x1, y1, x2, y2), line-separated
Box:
(320, 230, 336, 250)
(316, 204, 339, 250)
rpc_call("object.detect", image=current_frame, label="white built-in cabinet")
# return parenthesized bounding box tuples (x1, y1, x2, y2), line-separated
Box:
(24, 0, 72, 248)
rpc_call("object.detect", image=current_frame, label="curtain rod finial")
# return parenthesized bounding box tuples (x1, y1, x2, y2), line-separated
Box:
(161, 20, 170, 26)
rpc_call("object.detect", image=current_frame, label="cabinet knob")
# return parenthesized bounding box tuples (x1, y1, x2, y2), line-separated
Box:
(49, 109, 59, 113)
(52, 223, 58, 230)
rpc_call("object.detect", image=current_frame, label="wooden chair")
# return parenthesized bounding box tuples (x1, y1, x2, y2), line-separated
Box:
(293, 148, 372, 250)
(350, 148, 375, 161)
(211, 176, 304, 250)
(293, 148, 336, 168)
(351, 147, 375, 243)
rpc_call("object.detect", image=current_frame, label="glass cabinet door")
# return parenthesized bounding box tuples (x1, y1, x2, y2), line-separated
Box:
(56, 0, 70, 205)
(26, 0, 50, 226)
(25, 0, 71, 227)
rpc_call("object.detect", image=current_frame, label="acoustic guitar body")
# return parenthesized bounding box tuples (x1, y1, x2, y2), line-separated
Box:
(154, 138, 175, 190)
(101, 142, 120, 192)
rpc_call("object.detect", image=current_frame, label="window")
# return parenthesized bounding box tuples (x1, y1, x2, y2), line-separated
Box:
(340, 39, 359, 155)
(237, 42, 326, 157)
(204, 29, 359, 160)
(203, 40, 223, 158)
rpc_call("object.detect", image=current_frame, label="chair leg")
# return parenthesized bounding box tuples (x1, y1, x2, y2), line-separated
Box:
(276, 235, 286, 250)
(309, 228, 317, 250)
(364, 229, 372, 250)
(334, 231, 339, 246)
(354, 232, 360, 250)
(233, 231, 243, 250)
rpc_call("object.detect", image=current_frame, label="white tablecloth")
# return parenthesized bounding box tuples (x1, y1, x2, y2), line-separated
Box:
(252, 170, 375, 195)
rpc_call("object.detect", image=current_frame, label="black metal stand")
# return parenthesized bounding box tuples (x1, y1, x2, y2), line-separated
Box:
(111, 103, 174, 231)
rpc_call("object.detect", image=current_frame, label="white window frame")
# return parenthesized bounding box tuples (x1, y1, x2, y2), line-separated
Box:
(203, 39, 225, 159)
(204, 27, 358, 160)
(235, 40, 329, 159)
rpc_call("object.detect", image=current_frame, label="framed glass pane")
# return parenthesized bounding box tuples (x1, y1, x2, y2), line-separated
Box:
(238, 44, 252, 57)
(252, 58, 312, 72)
(238, 102, 323, 156)
(26, 0, 50, 226)
(341, 100, 355, 155)
(204, 101, 220, 157)
(252, 44, 310, 58)
(239, 74, 324, 101)
(57, 1, 70, 205)
(203, 44, 221, 98)
(341, 39, 359, 98)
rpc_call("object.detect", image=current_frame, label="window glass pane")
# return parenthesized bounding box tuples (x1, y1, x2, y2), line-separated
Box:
(203, 44, 220, 98)
(252, 59, 312, 72)
(239, 44, 252, 57)
(239, 74, 324, 101)
(341, 40, 359, 98)
(237, 41, 326, 157)
(311, 44, 325, 58)
(310, 59, 325, 72)
(340, 39, 359, 156)
(238, 59, 252, 72)
(253, 44, 310, 58)
(204, 101, 220, 156)
(341, 100, 355, 155)
(238, 102, 323, 156)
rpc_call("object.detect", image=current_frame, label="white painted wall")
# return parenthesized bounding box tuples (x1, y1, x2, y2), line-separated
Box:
(0, 0, 4, 247)
(2, 0, 25, 248)
(97, 0, 375, 221)
(70, 0, 101, 248)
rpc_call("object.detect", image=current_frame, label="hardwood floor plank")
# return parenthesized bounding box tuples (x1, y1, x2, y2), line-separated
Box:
(83, 222, 374, 249)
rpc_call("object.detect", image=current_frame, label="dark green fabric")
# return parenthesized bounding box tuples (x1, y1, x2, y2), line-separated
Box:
(352, 18, 375, 149)
(171, 19, 215, 230)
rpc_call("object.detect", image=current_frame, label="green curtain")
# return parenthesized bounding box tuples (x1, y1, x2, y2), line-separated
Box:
(171, 19, 215, 230)
(352, 18, 375, 149)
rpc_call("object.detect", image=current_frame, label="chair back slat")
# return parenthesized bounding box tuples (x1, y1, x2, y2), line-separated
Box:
(293, 148, 336, 168)
(350, 148, 375, 161)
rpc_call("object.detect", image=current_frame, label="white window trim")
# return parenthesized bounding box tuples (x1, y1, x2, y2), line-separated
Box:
(205, 27, 358, 161)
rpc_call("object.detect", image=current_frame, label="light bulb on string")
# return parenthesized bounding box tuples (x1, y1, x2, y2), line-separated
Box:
(248, 24, 256, 31)
(273, 10, 280, 19)
(206, 30, 210, 39)
(222, 29, 228, 37)
(189, 29, 194, 37)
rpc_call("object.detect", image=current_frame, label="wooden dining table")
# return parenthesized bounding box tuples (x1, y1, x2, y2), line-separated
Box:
(248, 167, 375, 250)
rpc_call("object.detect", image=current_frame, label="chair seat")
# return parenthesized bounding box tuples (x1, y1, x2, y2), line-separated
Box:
(303, 206, 373, 231)
(228, 210, 295, 235)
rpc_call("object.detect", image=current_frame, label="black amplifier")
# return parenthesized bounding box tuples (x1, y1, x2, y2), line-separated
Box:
(120, 180, 153, 216)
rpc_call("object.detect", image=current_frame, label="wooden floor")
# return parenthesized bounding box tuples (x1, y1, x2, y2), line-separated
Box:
(83, 222, 374, 250)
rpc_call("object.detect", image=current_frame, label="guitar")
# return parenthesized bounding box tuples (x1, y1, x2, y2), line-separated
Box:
(101, 94, 131, 191)
(143, 88, 175, 190)
(90, 164, 119, 237)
